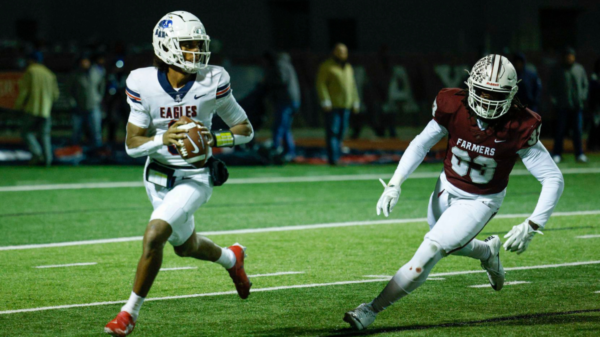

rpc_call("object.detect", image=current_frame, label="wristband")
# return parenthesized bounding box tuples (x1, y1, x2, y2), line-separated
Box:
(211, 130, 235, 147)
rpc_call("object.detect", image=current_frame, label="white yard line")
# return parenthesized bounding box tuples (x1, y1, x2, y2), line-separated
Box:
(160, 267, 198, 271)
(34, 262, 97, 269)
(1, 167, 598, 192)
(2, 259, 599, 315)
(469, 281, 530, 288)
(363, 260, 600, 278)
(1, 210, 599, 251)
(0, 278, 389, 315)
(576, 234, 600, 239)
(595, 291, 600, 294)
(249, 271, 305, 278)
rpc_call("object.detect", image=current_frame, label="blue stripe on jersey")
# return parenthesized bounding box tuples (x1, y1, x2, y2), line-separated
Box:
(126, 87, 140, 98)
(216, 90, 231, 99)
(217, 83, 230, 92)
(157, 70, 195, 102)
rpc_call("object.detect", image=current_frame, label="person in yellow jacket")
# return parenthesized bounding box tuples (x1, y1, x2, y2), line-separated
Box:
(14, 52, 60, 166)
(316, 43, 360, 165)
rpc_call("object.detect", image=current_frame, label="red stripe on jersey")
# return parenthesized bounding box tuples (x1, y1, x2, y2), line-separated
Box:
(216, 85, 230, 96)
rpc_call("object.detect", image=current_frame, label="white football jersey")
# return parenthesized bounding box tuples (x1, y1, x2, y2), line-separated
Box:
(126, 65, 247, 167)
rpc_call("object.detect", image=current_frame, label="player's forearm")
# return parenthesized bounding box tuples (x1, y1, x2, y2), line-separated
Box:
(230, 121, 254, 146)
(125, 134, 164, 158)
(518, 142, 565, 228)
(389, 120, 447, 187)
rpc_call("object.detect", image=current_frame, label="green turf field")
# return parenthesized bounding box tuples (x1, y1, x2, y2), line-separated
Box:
(0, 155, 599, 336)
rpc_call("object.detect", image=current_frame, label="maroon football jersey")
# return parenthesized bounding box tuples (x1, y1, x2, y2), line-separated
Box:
(433, 88, 542, 195)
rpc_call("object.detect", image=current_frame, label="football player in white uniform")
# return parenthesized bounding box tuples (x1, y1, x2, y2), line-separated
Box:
(105, 11, 253, 336)
(344, 55, 565, 330)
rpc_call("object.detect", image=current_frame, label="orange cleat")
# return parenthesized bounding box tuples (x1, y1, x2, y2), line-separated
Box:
(104, 311, 136, 336)
(227, 243, 252, 299)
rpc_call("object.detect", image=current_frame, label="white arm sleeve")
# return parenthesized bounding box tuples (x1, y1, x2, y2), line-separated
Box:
(216, 94, 250, 127)
(125, 134, 164, 158)
(517, 141, 565, 228)
(215, 68, 253, 145)
(389, 120, 448, 186)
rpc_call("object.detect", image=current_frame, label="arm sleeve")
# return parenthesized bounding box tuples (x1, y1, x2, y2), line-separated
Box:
(52, 74, 60, 102)
(517, 141, 565, 228)
(581, 67, 589, 102)
(14, 71, 31, 110)
(316, 63, 331, 108)
(388, 119, 448, 186)
(350, 66, 360, 110)
(125, 74, 150, 128)
(216, 69, 249, 127)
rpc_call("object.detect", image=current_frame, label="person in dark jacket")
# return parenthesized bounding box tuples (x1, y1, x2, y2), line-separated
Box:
(513, 53, 542, 112)
(264, 51, 301, 161)
(68, 54, 105, 149)
(588, 58, 600, 151)
(549, 47, 589, 163)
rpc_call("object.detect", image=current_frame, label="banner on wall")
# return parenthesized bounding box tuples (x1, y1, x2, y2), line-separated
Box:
(0, 72, 23, 110)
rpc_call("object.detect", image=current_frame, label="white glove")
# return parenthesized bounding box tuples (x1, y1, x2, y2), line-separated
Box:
(503, 221, 543, 255)
(376, 179, 401, 217)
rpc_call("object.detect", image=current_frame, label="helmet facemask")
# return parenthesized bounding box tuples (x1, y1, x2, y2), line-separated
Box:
(465, 54, 519, 120)
(467, 77, 518, 119)
(172, 38, 211, 73)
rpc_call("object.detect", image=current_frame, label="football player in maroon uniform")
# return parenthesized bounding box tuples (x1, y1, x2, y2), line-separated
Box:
(344, 55, 564, 330)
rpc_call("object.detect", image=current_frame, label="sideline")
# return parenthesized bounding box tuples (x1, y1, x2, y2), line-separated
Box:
(1, 210, 599, 251)
(1, 167, 599, 192)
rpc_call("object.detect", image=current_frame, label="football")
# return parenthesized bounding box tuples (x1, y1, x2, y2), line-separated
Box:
(176, 116, 209, 168)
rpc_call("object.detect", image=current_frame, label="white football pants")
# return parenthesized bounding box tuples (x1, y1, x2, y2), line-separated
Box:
(144, 166, 213, 247)
(426, 175, 503, 253)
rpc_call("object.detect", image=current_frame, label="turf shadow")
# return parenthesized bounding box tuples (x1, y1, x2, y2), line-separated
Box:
(480, 225, 596, 236)
(325, 308, 600, 336)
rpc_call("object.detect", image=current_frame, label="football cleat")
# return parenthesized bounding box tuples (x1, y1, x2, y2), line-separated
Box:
(344, 303, 377, 330)
(481, 235, 505, 291)
(104, 311, 136, 336)
(227, 243, 252, 299)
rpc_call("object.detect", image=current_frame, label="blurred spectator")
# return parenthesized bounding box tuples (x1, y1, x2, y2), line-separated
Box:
(68, 54, 105, 149)
(513, 52, 542, 112)
(316, 43, 360, 165)
(263, 51, 301, 161)
(106, 59, 128, 143)
(588, 58, 600, 151)
(13, 51, 59, 166)
(549, 47, 589, 163)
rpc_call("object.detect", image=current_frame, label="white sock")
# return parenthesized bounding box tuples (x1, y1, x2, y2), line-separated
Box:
(452, 239, 491, 260)
(215, 247, 236, 269)
(371, 239, 444, 313)
(121, 291, 144, 321)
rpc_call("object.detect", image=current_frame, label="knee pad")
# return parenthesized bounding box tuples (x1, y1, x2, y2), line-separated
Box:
(399, 239, 445, 284)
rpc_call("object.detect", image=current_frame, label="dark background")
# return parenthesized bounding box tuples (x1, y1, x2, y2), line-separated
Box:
(1, 0, 599, 130)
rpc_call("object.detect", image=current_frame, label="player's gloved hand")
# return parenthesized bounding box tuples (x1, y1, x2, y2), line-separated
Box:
(198, 126, 214, 146)
(163, 121, 188, 146)
(503, 220, 543, 255)
(376, 178, 401, 217)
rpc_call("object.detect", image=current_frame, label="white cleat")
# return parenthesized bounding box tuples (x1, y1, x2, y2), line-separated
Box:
(481, 235, 505, 291)
(343, 303, 377, 330)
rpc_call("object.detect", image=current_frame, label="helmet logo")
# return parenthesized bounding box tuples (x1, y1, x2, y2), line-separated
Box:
(155, 20, 173, 38)
(159, 20, 173, 29)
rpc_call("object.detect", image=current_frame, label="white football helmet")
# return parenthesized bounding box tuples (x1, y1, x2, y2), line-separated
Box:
(465, 54, 518, 119)
(152, 11, 211, 73)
